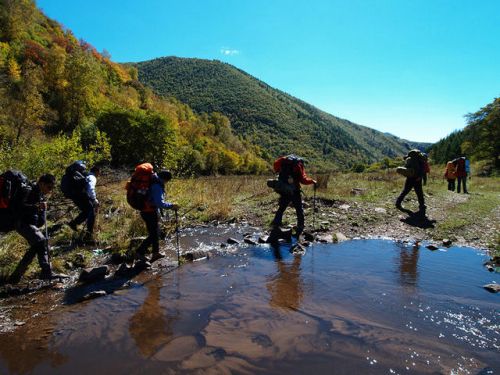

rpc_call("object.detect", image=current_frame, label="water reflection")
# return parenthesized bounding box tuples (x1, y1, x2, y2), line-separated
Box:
(266, 246, 304, 310)
(129, 278, 177, 358)
(0, 305, 66, 374)
(395, 242, 420, 289)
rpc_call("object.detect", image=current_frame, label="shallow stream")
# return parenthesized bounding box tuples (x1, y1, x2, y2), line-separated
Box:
(0, 239, 498, 374)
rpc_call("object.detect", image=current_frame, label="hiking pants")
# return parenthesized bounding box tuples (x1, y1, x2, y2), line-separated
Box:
(447, 179, 455, 191)
(457, 176, 468, 193)
(271, 190, 304, 232)
(137, 211, 160, 255)
(396, 178, 426, 211)
(70, 196, 95, 233)
(8, 222, 51, 283)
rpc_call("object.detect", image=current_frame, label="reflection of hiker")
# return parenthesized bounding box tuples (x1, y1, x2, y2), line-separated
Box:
(270, 155, 316, 238)
(1, 173, 62, 283)
(397, 243, 420, 289)
(444, 161, 457, 191)
(127, 163, 178, 262)
(422, 153, 430, 186)
(395, 150, 426, 215)
(267, 247, 303, 310)
(62, 161, 99, 241)
(454, 156, 469, 194)
(129, 278, 174, 357)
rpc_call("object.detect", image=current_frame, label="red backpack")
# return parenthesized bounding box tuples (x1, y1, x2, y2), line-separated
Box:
(126, 163, 154, 210)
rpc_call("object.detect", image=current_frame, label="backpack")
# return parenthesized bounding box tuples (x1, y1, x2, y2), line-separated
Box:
(60, 161, 88, 199)
(126, 163, 154, 210)
(267, 155, 302, 195)
(396, 150, 425, 178)
(0, 170, 32, 211)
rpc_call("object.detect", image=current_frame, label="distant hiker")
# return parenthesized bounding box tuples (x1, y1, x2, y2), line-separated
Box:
(0, 172, 62, 283)
(269, 155, 316, 239)
(444, 161, 457, 191)
(422, 153, 430, 186)
(395, 149, 426, 215)
(454, 156, 469, 194)
(61, 161, 99, 241)
(126, 163, 178, 262)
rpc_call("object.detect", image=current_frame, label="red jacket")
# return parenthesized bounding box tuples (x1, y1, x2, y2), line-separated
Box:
(274, 156, 315, 187)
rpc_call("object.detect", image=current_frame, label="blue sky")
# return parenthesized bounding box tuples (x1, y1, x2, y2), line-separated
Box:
(37, 0, 500, 143)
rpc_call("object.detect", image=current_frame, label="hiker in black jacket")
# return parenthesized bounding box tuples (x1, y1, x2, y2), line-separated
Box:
(4, 174, 63, 283)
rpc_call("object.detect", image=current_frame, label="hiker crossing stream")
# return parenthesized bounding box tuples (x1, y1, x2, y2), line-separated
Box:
(0, 237, 498, 374)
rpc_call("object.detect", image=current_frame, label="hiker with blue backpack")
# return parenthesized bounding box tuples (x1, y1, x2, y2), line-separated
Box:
(126, 163, 179, 263)
(269, 155, 316, 240)
(0, 172, 66, 283)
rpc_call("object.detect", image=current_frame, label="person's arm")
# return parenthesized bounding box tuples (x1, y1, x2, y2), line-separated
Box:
(273, 157, 284, 173)
(151, 183, 175, 209)
(296, 163, 316, 185)
(86, 174, 97, 202)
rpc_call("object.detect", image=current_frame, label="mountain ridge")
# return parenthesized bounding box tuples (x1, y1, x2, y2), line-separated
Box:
(135, 56, 431, 170)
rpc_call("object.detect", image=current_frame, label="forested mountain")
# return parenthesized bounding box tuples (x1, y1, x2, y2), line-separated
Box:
(429, 97, 499, 174)
(0, 0, 267, 178)
(136, 57, 430, 170)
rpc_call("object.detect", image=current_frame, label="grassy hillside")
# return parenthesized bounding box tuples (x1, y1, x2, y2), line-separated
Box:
(136, 57, 430, 170)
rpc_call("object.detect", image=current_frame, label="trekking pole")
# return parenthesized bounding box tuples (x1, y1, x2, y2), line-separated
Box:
(175, 208, 180, 266)
(313, 184, 317, 231)
(44, 208, 50, 265)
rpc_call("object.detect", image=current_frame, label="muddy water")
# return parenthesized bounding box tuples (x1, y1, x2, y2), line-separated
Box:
(0, 239, 499, 374)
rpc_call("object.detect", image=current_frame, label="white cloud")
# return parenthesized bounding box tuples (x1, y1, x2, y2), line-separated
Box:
(220, 47, 240, 56)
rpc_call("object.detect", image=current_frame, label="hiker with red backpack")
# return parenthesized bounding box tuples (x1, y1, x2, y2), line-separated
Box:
(269, 155, 316, 240)
(126, 163, 178, 262)
(0, 172, 65, 283)
(453, 156, 469, 194)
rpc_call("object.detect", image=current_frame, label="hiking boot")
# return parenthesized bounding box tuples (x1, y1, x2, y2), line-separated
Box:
(151, 252, 166, 262)
(135, 252, 148, 262)
(395, 203, 403, 210)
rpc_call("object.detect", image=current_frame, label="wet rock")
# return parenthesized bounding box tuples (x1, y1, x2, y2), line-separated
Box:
(426, 244, 439, 251)
(81, 290, 107, 301)
(133, 260, 151, 271)
(220, 243, 227, 248)
(243, 237, 258, 245)
(485, 264, 495, 272)
(320, 221, 330, 226)
(267, 227, 292, 243)
(79, 266, 109, 283)
(300, 241, 311, 247)
(492, 256, 500, 266)
(335, 232, 348, 242)
(290, 243, 306, 254)
(115, 263, 133, 277)
(154, 335, 201, 362)
(303, 231, 315, 242)
(251, 334, 273, 348)
(483, 284, 500, 293)
(258, 235, 269, 243)
(317, 234, 333, 243)
(181, 251, 209, 262)
(227, 238, 240, 245)
(374, 207, 387, 214)
(64, 261, 74, 270)
(442, 239, 452, 246)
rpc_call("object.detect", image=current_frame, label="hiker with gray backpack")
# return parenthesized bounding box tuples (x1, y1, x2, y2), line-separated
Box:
(0, 171, 66, 283)
(268, 154, 316, 240)
(61, 161, 100, 243)
(395, 149, 427, 215)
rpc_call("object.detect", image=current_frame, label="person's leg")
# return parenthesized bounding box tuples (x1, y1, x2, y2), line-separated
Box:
(8, 223, 50, 283)
(413, 179, 426, 213)
(457, 177, 462, 193)
(137, 211, 160, 256)
(396, 178, 413, 208)
(69, 197, 92, 228)
(463, 175, 468, 193)
(291, 191, 305, 235)
(271, 194, 291, 228)
(451, 179, 455, 192)
(136, 212, 153, 257)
